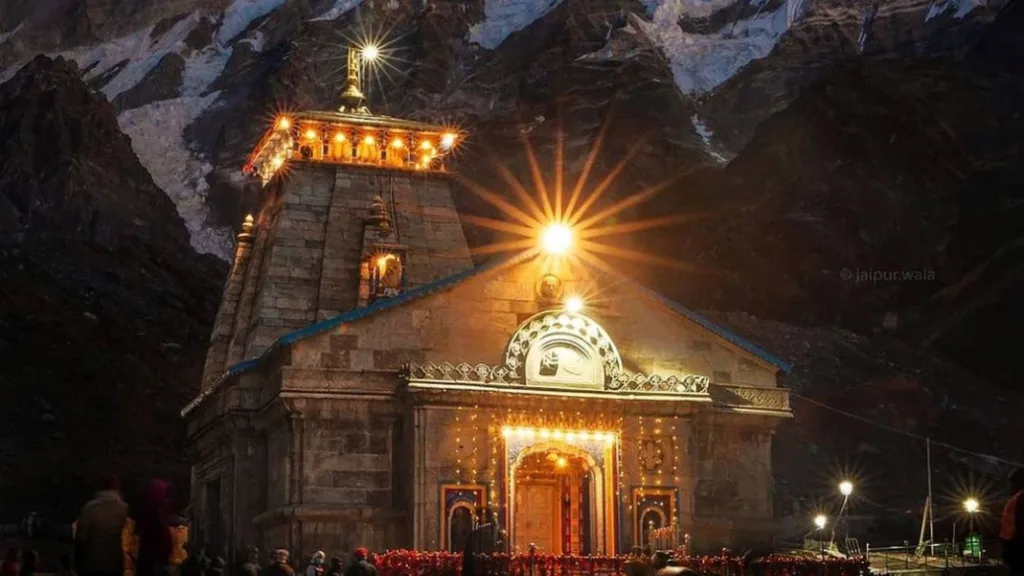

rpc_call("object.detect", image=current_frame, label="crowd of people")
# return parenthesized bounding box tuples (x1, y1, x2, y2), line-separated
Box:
(0, 547, 44, 576)
(67, 475, 377, 576)
(231, 548, 375, 576)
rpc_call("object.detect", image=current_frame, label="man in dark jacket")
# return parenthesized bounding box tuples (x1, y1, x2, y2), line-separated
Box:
(1002, 468, 1024, 576)
(266, 550, 294, 576)
(344, 549, 375, 576)
(238, 547, 260, 576)
(74, 476, 129, 576)
(325, 557, 343, 576)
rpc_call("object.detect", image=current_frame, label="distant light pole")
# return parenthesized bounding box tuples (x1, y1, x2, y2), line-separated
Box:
(959, 498, 981, 562)
(830, 481, 854, 550)
(964, 498, 979, 532)
(814, 515, 828, 558)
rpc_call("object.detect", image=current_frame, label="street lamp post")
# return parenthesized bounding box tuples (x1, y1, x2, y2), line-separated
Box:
(829, 481, 854, 551)
(814, 515, 827, 558)
(963, 498, 980, 562)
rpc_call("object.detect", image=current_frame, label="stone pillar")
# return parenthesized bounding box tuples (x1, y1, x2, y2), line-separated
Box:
(201, 216, 255, 388)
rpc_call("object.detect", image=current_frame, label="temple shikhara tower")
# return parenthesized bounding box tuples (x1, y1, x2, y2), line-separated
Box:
(182, 44, 792, 562)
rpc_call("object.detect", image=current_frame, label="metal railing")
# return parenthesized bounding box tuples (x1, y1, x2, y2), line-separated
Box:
(863, 540, 1005, 572)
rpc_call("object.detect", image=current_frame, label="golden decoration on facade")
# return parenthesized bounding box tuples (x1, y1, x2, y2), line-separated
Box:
(243, 46, 462, 185)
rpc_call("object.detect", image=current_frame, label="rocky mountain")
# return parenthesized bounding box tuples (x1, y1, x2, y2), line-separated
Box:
(708, 311, 1023, 538)
(0, 55, 225, 515)
(639, 0, 1024, 389)
(0, 0, 1021, 523)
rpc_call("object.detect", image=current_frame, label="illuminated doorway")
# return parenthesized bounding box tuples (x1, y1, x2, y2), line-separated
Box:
(504, 428, 618, 554)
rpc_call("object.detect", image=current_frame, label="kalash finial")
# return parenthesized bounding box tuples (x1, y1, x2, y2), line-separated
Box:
(238, 214, 255, 243)
(340, 47, 369, 114)
(366, 195, 390, 230)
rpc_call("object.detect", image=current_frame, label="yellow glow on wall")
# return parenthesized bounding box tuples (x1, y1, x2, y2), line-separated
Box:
(500, 426, 616, 445)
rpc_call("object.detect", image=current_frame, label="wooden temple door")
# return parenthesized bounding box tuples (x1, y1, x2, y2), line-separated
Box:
(514, 481, 560, 553)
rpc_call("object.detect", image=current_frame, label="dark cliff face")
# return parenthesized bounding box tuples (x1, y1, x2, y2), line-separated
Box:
(0, 55, 192, 249)
(636, 0, 1024, 389)
(0, 55, 225, 515)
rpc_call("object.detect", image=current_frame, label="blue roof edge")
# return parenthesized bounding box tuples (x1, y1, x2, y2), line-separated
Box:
(198, 252, 789, 412)
(222, 252, 526, 376)
(623, 277, 793, 373)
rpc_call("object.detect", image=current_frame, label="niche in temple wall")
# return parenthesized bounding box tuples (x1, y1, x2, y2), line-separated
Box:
(359, 246, 407, 304)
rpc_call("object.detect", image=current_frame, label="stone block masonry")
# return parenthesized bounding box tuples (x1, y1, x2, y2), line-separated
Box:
(202, 164, 476, 378)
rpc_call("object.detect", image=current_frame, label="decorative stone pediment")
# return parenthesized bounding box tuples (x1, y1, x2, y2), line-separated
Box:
(404, 310, 712, 399)
(505, 310, 622, 389)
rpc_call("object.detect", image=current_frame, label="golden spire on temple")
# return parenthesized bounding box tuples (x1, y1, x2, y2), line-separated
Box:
(340, 45, 379, 114)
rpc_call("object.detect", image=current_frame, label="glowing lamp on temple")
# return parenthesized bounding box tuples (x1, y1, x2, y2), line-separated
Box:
(540, 223, 573, 255)
(565, 296, 584, 313)
(333, 132, 346, 143)
(303, 129, 318, 140)
(276, 117, 291, 130)
(363, 135, 376, 145)
(361, 44, 380, 61)
(271, 156, 284, 169)
(839, 480, 854, 497)
(556, 457, 567, 469)
(441, 132, 457, 149)
(964, 498, 980, 514)
(390, 138, 404, 149)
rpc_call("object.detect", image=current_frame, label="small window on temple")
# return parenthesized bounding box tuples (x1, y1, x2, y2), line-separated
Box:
(368, 252, 404, 301)
(357, 134, 380, 163)
(386, 136, 406, 167)
(330, 132, 352, 161)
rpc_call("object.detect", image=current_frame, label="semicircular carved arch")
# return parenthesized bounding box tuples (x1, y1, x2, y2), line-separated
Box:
(504, 310, 623, 388)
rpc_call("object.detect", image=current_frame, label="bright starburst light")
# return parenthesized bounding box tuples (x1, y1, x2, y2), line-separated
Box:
(361, 44, 379, 61)
(540, 223, 573, 255)
(312, 21, 411, 111)
(455, 109, 704, 274)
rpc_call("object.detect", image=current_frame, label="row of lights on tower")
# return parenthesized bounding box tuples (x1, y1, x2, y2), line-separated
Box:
(275, 117, 458, 151)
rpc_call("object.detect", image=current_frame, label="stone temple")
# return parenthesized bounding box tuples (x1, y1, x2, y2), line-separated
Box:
(181, 47, 792, 565)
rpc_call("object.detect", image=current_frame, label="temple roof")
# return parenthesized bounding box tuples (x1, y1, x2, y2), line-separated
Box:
(290, 110, 453, 133)
(181, 254, 792, 417)
(243, 47, 463, 183)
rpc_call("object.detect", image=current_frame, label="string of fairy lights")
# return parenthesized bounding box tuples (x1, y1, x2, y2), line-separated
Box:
(444, 403, 703, 550)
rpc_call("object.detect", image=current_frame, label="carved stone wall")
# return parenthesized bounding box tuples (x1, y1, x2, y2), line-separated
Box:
(188, 178, 789, 559)
(201, 165, 473, 384)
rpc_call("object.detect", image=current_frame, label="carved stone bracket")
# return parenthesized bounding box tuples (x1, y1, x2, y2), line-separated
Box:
(607, 372, 710, 394)
(708, 384, 791, 412)
(406, 362, 520, 385)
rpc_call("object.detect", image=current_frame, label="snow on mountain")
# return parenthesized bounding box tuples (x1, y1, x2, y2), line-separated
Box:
(99, 14, 201, 100)
(0, 0, 363, 259)
(469, 0, 565, 49)
(118, 94, 234, 259)
(925, 0, 984, 21)
(311, 0, 364, 21)
(0, 24, 22, 46)
(217, 0, 287, 44)
(634, 0, 805, 94)
(59, 27, 156, 86)
(690, 114, 729, 163)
